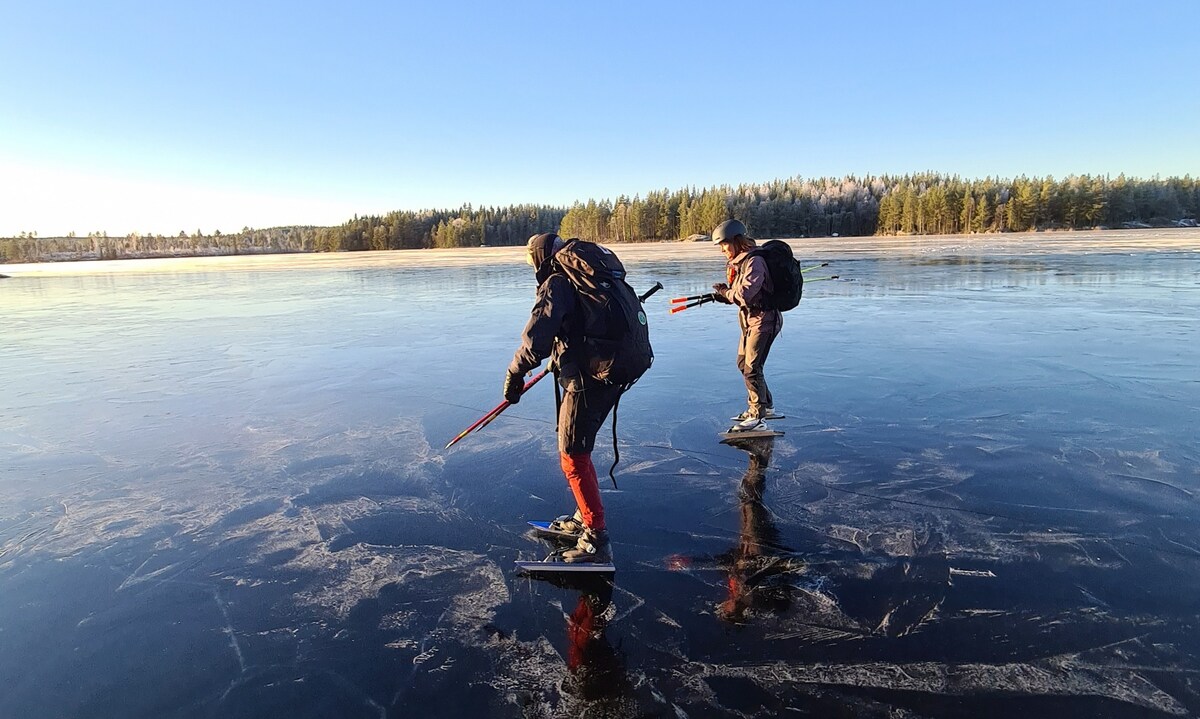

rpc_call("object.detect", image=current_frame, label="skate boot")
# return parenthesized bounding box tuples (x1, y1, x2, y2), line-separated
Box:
(561, 528, 612, 564)
(729, 415, 768, 432)
(731, 408, 781, 421)
(547, 510, 586, 539)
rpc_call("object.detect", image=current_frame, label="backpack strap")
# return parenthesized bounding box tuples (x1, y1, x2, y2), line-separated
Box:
(607, 387, 624, 489)
(553, 365, 562, 434)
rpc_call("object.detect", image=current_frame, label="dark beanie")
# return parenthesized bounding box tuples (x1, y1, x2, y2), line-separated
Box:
(526, 233, 561, 271)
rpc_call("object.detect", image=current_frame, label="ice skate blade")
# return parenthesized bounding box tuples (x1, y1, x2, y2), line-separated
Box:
(515, 557, 615, 574)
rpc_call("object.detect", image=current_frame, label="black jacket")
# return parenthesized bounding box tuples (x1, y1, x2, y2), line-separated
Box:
(508, 273, 585, 382)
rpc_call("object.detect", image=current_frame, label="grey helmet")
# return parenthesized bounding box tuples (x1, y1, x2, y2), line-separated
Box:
(711, 219, 747, 244)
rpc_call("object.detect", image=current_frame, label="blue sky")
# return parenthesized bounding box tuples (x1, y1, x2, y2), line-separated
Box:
(2, 1, 1197, 237)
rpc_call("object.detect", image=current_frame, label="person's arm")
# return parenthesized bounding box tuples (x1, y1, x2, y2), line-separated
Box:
(726, 255, 768, 308)
(508, 274, 575, 377)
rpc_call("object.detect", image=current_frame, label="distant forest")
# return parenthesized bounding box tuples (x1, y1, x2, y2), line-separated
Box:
(3, 173, 1197, 263)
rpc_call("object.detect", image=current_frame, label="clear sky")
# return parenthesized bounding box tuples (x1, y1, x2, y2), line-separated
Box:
(2, 0, 1197, 237)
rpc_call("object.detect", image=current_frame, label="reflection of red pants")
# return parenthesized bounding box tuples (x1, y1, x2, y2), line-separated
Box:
(561, 452, 605, 531)
(567, 594, 595, 671)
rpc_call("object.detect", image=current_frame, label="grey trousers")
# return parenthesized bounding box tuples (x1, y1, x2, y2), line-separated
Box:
(736, 312, 781, 415)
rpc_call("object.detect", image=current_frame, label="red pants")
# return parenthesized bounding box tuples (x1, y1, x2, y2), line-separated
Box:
(560, 452, 605, 531)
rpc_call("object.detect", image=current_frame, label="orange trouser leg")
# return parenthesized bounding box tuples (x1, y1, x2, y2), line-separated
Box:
(560, 451, 605, 531)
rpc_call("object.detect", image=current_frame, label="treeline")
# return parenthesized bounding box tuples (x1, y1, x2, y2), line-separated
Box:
(0, 205, 567, 263)
(556, 174, 1199, 243)
(3, 173, 1196, 264)
(0, 227, 323, 264)
(311, 204, 566, 252)
(874, 173, 1200, 235)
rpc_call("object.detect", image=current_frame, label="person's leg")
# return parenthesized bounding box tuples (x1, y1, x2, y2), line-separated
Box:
(763, 313, 781, 410)
(558, 380, 622, 531)
(558, 380, 622, 562)
(741, 325, 775, 417)
(744, 328, 772, 415)
(560, 452, 604, 531)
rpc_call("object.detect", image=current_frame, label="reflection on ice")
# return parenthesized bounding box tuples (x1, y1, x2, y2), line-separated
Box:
(2, 237, 1200, 717)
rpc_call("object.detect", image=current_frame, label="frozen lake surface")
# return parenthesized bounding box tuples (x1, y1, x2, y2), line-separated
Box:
(3, 232, 1199, 717)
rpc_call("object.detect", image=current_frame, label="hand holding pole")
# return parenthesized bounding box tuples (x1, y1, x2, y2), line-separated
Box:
(445, 368, 550, 449)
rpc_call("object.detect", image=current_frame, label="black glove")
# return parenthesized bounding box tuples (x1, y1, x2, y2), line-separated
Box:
(503, 371, 524, 404)
(711, 283, 732, 303)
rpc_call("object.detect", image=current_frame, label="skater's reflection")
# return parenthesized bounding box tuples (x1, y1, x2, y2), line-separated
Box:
(717, 436, 796, 623)
(540, 574, 630, 704)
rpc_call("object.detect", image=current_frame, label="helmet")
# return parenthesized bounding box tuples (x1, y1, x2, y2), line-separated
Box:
(711, 219, 747, 244)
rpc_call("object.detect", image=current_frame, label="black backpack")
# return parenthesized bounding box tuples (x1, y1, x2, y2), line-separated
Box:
(551, 239, 653, 386)
(748, 240, 803, 311)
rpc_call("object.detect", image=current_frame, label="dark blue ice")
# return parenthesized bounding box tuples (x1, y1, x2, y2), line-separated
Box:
(2, 245, 1198, 717)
